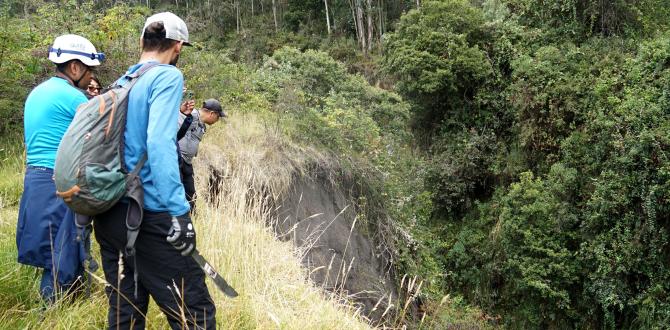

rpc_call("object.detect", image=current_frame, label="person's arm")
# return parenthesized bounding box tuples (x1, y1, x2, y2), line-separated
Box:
(177, 112, 192, 141)
(145, 68, 190, 216)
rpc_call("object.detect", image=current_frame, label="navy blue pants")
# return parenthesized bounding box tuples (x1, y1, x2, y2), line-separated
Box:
(16, 166, 84, 302)
(94, 202, 216, 329)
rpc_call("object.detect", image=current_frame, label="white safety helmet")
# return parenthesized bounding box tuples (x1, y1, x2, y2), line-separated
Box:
(48, 34, 104, 67)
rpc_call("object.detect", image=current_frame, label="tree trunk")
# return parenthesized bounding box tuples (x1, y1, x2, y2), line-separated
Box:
(324, 0, 331, 35)
(235, 0, 240, 34)
(378, 0, 384, 51)
(356, 0, 367, 54)
(416, 0, 420, 9)
(272, 0, 278, 32)
(349, 0, 359, 43)
(252, 0, 254, 16)
(366, 0, 373, 52)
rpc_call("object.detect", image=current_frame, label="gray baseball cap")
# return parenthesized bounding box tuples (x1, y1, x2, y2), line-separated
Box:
(141, 12, 191, 46)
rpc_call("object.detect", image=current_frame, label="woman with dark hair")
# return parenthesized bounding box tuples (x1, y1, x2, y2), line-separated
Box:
(86, 76, 101, 98)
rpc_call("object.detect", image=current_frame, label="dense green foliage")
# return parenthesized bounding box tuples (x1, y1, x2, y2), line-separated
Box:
(384, 0, 670, 328)
(505, 0, 670, 39)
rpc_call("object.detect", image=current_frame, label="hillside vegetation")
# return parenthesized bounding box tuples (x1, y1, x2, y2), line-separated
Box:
(5, 0, 670, 328)
(382, 0, 670, 328)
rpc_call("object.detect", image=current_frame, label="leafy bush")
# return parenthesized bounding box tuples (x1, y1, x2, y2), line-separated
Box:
(383, 0, 497, 131)
(492, 166, 581, 327)
(509, 44, 595, 170)
(0, 9, 38, 136)
(570, 35, 670, 327)
(504, 0, 669, 39)
(256, 46, 410, 155)
(425, 129, 497, 218)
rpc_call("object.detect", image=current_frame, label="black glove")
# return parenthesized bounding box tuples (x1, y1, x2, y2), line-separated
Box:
(166, 214, 196, 256)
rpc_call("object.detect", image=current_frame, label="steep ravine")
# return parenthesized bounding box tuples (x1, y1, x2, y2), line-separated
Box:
(201, 143, 399, 323)
(273, 174, 398, 322)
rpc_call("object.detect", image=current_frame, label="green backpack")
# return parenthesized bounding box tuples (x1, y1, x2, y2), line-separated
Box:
(54, 63, 157, 219)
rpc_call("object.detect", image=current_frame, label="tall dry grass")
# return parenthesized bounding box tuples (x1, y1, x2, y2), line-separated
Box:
(195, 113, 495, 329)
(192, 112, 372, 329)
(0, 112, 373, 329)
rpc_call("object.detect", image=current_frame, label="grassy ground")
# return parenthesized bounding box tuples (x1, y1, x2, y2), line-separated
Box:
(0, 114, 372, 329)
(0, 133, 24, 208)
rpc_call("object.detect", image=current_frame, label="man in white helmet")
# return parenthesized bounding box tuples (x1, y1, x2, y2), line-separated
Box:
(48, 34, 103, 90)
(16, 34, 104, 303)
(92, 12, 216, 329)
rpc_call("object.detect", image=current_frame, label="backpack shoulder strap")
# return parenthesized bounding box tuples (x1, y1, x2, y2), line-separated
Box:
(116, 62, 161, 90)
(127, 62, 160, 79)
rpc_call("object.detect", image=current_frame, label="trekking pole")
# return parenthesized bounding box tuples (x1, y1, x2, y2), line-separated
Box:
(191, 249, 239, 298)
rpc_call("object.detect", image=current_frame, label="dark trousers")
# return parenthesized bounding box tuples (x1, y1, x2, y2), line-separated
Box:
(180, 162, 196, 212)
(94, 202, 216, 329)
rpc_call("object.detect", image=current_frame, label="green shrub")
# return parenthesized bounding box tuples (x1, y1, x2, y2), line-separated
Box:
(509, 44, 594, 170)
(425, 129, 497, 218)
(383, 0, 493, 130)
(251, 46, 411, 155)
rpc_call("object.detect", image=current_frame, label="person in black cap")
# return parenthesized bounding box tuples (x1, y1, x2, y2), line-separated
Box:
(177, 98, 226, 212)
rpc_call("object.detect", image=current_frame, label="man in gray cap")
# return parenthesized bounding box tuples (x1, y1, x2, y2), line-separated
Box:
(177, 98, 226, 212)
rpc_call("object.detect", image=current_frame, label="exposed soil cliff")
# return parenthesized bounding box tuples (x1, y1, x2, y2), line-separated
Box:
(273, 173, 398, 321)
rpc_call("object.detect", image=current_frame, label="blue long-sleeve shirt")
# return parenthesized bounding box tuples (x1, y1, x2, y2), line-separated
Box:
(121, 61, 190, 216)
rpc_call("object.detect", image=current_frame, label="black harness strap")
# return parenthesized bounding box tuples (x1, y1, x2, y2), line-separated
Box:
(125, 153, 147, 299)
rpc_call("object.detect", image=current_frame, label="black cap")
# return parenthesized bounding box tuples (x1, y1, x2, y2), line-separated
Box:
(202, 99, 226, 117)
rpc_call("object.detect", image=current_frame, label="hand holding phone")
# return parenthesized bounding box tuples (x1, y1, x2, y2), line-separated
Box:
(180, 99, 195, 115)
